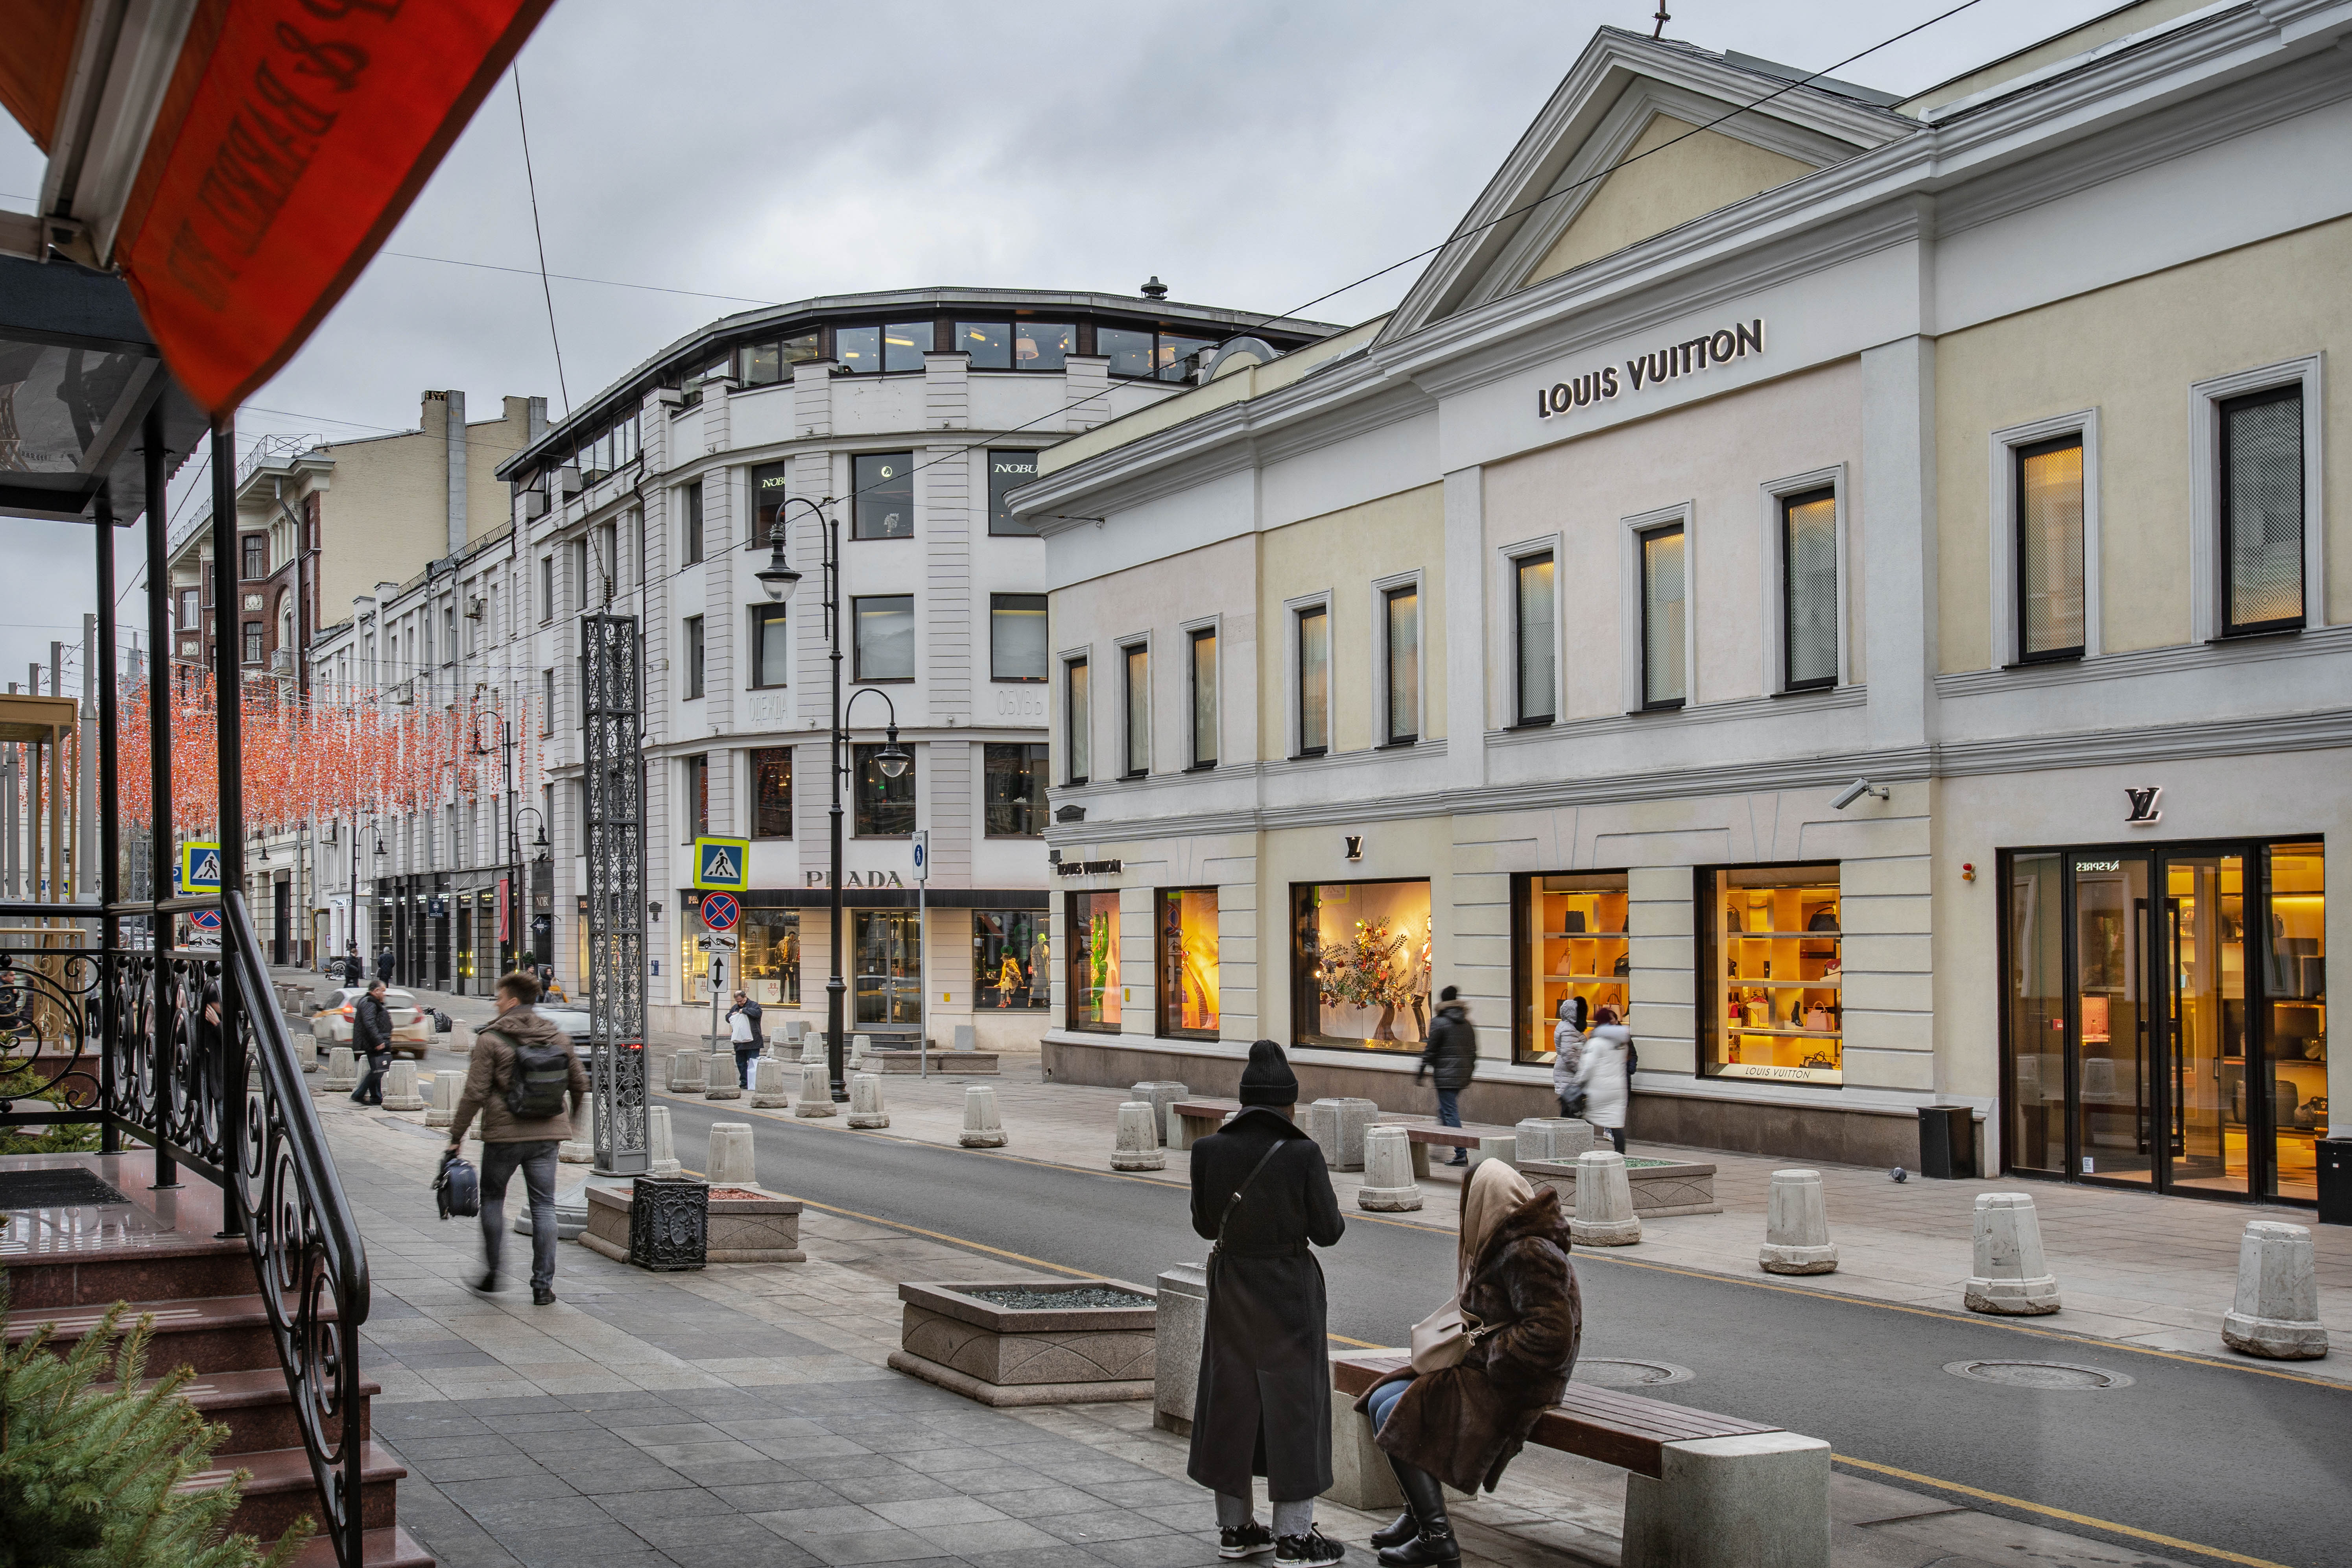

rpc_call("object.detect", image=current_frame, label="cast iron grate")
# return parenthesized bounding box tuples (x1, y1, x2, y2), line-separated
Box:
(1943, 1359, 2132, 1390)
(0, 1168, 132, 1210)
(1572, 1358, 1695, 1387)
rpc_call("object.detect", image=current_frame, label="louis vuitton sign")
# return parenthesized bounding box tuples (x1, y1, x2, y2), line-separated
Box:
(1536, 318, 1764, 421)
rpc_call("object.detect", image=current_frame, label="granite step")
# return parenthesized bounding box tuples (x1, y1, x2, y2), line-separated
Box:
(3, 1294, 323, 1375)
(142, 1365, 379, 1454)
(287, 1525, 435, 1568)
(184, 1439, 406, 1541)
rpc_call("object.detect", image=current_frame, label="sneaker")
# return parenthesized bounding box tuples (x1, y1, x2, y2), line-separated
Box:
(1218, 1522, 1275, 1560)
(532, 1286, 556, 1306)
(1277, 1526, 1345, 1566)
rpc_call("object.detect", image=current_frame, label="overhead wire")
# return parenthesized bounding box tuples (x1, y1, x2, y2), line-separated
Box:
(511, 63, 572, 419)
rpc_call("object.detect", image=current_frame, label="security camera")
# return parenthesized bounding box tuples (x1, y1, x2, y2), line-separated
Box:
(1832, 779, 1887, 811)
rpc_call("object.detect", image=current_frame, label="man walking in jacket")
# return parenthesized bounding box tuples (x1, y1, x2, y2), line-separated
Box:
(349, 979, 394, 1106)
(376, 945, 396, 985)
(726, 990, 764, 1087)
(448, 970, 589, 1304)
(1417, 985, 1477, 1166)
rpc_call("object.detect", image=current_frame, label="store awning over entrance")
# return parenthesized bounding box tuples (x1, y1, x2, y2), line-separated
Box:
(0, 0, 552, 419)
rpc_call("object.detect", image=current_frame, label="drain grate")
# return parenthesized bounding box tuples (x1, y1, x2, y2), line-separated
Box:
(1573, 1358, 1694, 1387)
(0, 1168, 132, 1210)
(1944, 1359, 2132, 1390)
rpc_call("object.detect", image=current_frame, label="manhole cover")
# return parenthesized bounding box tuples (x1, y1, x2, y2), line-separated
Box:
(1944, 1359, 2132, 1390)
(1573, 1358, 1694, 1387)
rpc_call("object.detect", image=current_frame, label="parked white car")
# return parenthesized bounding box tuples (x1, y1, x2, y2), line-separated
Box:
(310, 987, 434, 1057)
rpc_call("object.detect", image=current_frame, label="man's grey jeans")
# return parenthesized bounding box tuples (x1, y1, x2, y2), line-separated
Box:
(479, 1139, 561, 1291)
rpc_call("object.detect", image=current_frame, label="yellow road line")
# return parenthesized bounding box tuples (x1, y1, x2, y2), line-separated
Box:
(1831, 1453, 2297, 1568)
(790, 1196, 1100, 1280)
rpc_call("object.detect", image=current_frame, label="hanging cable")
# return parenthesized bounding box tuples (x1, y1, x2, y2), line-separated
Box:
(512, 65, 571, 419)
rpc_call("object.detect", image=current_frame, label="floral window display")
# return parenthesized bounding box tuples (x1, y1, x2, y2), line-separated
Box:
(974, 910, 1050, 1011)
(1068, 891, 1122, 1032)
(1515, 873, 1628, 1064)
(1157, 888, 1219, 1039)
(1292, 880, 1433, 1053)
(1701, 865, 1843, 1084)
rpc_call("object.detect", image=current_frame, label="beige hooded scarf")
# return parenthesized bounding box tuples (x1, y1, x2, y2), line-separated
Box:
(1459, 1158, 1538, 1290)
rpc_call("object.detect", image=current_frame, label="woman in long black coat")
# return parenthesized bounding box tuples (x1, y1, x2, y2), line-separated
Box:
(1188, 1041, 1346, 1566)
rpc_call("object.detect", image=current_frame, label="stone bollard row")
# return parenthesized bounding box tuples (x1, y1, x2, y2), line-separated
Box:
(707, 1122, 757, 1187)
(647, 1104, 682, 1175)
(1303, 1098, 1377, 1171)
(1130, 1081, 1188, 1146)
(1759, 1169, 1837, 1275)
(706, 1051, 743, 1101)
(1113, 1102, 1166, 1171)
(794, 1063, 836, 1117)
(799, 1029, 825, 1065)
(321, 1046, 358, 1093)
(1515, 1117, 1594, 1164)
(1570, 1149, 1640, 1247)
(2223, 1220, 2327, 1359)
(848, 1073, 890, 1129)
(424, 1068, 456, 1128)
(959, 1085, 1007, 1147)
(749, 1057, 792, 1108)
(667, 1051, 707, 1094)
(561, 1092, 596, 1163)
(1963, 1192, 2060, 1314)
(1358, 1125, 1421, 1212)
(380, 1059, 425, 1111)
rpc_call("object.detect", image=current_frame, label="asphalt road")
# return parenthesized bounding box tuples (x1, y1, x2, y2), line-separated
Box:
(657, 1097, 2352, 1568)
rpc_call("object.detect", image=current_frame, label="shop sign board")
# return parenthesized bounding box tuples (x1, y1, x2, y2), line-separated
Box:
(1535, 317, 1765, 422)
(693, 836, 751, 891)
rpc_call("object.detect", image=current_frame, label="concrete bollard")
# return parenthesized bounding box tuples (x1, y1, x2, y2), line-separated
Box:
(1358, 1125, 1422, 1212)
(1516, 1117, 1594, 1164)
(783, 1018, 809, 1044)
(1303, 1098, 1377, 1171)
(1154, 1264, 1208, 1435)
(1131, 1081, 1187, 1146)
(749, 1057, 792, 1109)
(667, 1050, 707, 1094)
(705, 1051, 743, 1100)
(850, 1033, 872, 1069)
(800, 1029, 825, 1064)
(1964, 1192, 2061, 1315)
(561, 1092, 596, 1163)
(1759, 1169, 1837, 1275)
(707, 1122, 758, 1187)
(959, 1085, 1008, 1147)
(1621, 1431, 1832, 1568)
(1570, 1150, 1641, 1246)
(1470, 1133, 1519, 1171)
(424, 1068, 456, 1128)
(2222, 1220, 2328, 1359)
(794, 1062, 837, 1117)
(1113, 1102, 1166, 1171)
(848, 1073, 890, 1129)
(380, 1059, 425, 1111)
(322, 1046, 358, 1092)
(647, 1104, 682, 1175)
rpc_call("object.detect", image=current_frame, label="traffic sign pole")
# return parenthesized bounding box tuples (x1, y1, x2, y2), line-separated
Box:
(915, 830, 929, 1080)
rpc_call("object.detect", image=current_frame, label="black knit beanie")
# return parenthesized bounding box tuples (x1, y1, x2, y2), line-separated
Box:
(1237, 1039, 1299, 1107)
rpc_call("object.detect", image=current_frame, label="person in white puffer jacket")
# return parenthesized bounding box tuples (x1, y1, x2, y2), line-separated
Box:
(1574, 1008, 1632, 1155)
(1551, 997, 1587, 1118)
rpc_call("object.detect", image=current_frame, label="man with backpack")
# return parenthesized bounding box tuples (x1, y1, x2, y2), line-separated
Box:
(446, 970, 587, 1304)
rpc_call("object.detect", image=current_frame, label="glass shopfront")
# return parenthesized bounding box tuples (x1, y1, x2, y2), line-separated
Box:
(1068, 891, 1121, 1031)
(854, 910, 921, 1026)
(1699, 865, 1844, 1085)
(1292, 879, 1433, 1052)
(2003, 839, 2323, 1202)
(1513, 872, 1629, 1064)
(742, 911, 801, 1006)
(1157, 888, 1219, 1040)
(975, 911, 1050, 1010)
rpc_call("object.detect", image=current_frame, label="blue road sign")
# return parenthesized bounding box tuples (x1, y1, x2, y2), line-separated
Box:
(180, 841, 222, 894)
(188, 908, 223, 933)
(693, 836, 750, 891)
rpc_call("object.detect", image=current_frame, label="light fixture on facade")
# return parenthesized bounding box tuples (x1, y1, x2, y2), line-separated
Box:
(1831, 779, 1888, 810)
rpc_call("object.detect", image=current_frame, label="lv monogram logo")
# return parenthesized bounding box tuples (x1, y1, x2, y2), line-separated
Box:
(2124, 786, 2164, 825)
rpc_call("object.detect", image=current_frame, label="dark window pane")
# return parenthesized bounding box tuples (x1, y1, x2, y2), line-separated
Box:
(1158, 334, 1217, 381)
(1066, 659, 1090, 782)
(853, 594, 914, 681)
(2223, 388, 2304, 632)
(991, 593, 1047, 681)
(684, 616, 705, 698)
(743, 342, 781, 385)
(687, 754, 710, 837)
(1782, 489, 1837, 689)
(751, 747, 792, 838)
(956, 321, 1011, 369)
(1124, 644, 1149, 775)
(1098, 325, 1153, 376)
(752, 603, 789, 688)
(681, 480, 704, 564)
(975, 909, 1049, 1009)
(2018, 437, 2084, 658)
(751, 461, 790, 542)
(1016, 322, 1074, 370)
(984, 743, 1048, 837)
(884, 320, 932, 372)
(854, 451, 914, 539)
(836, 324, 881, 373)
(854, 743, 916, 836)
(989, 450, 1039, 535)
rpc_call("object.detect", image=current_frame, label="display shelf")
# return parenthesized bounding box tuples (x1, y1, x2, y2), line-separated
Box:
(1721, 978, 1841, 989)
(1728, 1026, 1844, 1039)
(1543, 973, 1633, 984)
(1542, 930, 1630, 939)
(1723, 928, 1842, 937)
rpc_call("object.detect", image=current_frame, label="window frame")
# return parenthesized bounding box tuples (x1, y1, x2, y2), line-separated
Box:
(1988, 409, 2099, 668)
(1504, 543, 1558, 729)
(683, 615, 705, 700)
(1155, 885, 1221, 1040)
(1289, 595, 1332, 760)
(1184, 619, 1218, 771)
(1619, 504, 1694, 712)
(2190, 357, 2324, 643)
(748, 746, 793, 839)
(2217, 386, 2306, 638)
(684, 753, 710, 840)
(987, 449, 1042, 535)
(851, 451, 917, 541)
(851, 742, 917, 837)
(1374, 570, 1424, 747)
(983, 742, 1049, 838)
(1759, 467, 1847, 695)
(680, 479, 705, 566)
(989, 592, 1049, 683)
(1063, 653, 1092, 786)
(850, 594, 916, 684)
(749, 602, 790, 690)
(1120, 638, 1150, 779)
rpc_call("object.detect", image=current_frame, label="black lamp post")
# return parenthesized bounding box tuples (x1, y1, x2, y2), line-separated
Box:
(471, 708, 524, 981)
(515, 804, 550, 976)
(757, 498, 911, 1100)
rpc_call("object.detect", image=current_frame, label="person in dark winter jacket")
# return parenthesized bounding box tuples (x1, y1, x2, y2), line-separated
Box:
(376, 946, 396, 984)
(349, 980, 394, 1106)
(1417, 987, 1477, 1166)
(1188, 1041, 1347, 1567)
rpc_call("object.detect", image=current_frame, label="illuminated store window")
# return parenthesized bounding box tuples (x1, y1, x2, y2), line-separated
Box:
(1702, 865, 1842, 1084)
(1158, 888, 1219, 1040)
(2265, 841, 2326, 1202)
(1515, 872, 1629, 1064)
(854, 910, 920, 1025)
(975, 910, 1050, 1011)
(1292, 879, 1432, 1053)
(743, 911, 801, 1006)
(1068, 891, 1122, 1032)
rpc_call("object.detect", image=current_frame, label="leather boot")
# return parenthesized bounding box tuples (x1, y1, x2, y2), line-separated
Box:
(1376, 1457, 1458, 1568)
(1369, 1507, 1417, 1551)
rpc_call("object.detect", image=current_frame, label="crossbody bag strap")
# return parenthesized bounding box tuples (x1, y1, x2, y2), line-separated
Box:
(1213, 1140, 1291, 1254)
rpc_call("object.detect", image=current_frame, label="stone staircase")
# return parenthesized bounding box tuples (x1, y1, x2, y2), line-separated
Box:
(0, 1150, 430, 1567)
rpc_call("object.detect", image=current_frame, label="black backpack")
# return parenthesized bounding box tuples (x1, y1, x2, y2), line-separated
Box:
(501, 1026, 572, 1120)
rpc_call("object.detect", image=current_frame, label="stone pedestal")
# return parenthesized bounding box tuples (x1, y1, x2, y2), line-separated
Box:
(1153, 1264, 1207, 1434)
(794, 1063, 837, 1116)
(321, 1046, 358, 1093)
(666, 1051, 707, 1094)
(1570, 1150, 1641, 1246)
(749, 1057, 791, 1109)
(707, 1122, 757, 1186)
(380, 1059, 424, 1111)
(2222, 1220, 2328, 1358)
(1358, 1125, 1422, 1211)
(706, 1051, 743, 1100)
(561, 1092, 596, 1163)
(960, 1085, 1007, 1147)
(799, 1028, 825, 1064)
(1516, 1117, 1594, 1164)
(849, 1072, 891, 1129)
(647, 1104, 682, 1175)
(1523, 1157, 1718, 1219)
(1130, 1081, 1187, 1146)
(1324, 1387, 1406, 1511)
(1964, 1192, 2061, 1315)
(582, 1181, 804, 1264)
(1621, 1432, 1832, 1568)
(424, 1068, 456, 1128)
(1759, 1169, 1837, 1275)
(1303, 1097, 1377, 1171)
(952, 1024, 977, 1053)
(1113, 1102, 1166, 1171)
(1468, 1132, 1519, 1171)
(888, 1280, 1155, 1406)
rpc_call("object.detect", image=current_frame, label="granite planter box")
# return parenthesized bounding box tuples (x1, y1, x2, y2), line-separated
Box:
(887, 1279, 1156, 1406)
(1521, 1157, 1721, 1218)
(580, 1182, 805, 1264)
(871, 1048, 1000, 1075)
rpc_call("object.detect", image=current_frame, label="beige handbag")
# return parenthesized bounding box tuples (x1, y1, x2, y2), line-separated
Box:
(1409, 1297, 1483, 1374)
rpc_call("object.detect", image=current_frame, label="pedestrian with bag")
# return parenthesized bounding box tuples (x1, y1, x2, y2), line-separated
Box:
(1355, 1161, 1581, 1568)
(376, 945, 396, 985)
(1188, 1041, 1347, 1566)
(1574, 1006, 1633, 1156)
(349, 979, 394, 1106)
(726, 989, 763, 1087)
(1550, 997, 1587, 1119)
(343, 944, 363, 987)
(446, 969, 588, 1304)
(1417, 986, 1477, 1166)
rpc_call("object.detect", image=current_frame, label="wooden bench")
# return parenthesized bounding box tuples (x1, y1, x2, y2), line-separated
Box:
(1170, 1101, 1520, 1176)
(1170, 1098, 1242, 1149)
(1328, 1351, 1829, 1568)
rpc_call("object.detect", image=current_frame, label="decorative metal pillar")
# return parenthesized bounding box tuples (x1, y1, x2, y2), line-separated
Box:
(209, 419, 245, 1234)
(143, 409, 177, 1190)
(94, 490, 120, 1155)
(582, 611, 648, 1175)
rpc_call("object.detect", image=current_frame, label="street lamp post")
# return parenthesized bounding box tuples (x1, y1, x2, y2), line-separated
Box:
(515, 804, 549, 981)
(470, 708, 526, 981)
(755, 498, 910, 1101)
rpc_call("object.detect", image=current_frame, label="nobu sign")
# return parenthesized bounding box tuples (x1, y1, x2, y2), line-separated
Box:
(1536, 319, 1764, 421)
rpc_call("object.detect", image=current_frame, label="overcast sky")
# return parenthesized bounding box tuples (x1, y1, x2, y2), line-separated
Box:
(0, 0, 2128, 696)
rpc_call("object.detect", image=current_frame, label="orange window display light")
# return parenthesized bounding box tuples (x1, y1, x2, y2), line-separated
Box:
(1157, 888, 1219, 1039)
(1704, 865, 1843, 1085)
(1517, 872, 1629, 1064)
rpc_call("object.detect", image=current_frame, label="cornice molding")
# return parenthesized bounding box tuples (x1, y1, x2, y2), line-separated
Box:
(1935, 622, 2352, 698)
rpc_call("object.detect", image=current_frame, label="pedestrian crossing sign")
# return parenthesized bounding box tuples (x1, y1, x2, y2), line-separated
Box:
(693, 836, 751, 891)
(179, 841, 223, 894)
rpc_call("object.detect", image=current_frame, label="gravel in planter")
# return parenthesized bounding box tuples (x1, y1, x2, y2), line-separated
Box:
(964, 1286, 1154, 1311)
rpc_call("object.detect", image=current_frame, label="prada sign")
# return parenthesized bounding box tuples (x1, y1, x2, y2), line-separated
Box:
(1537, 318, 1765, 421)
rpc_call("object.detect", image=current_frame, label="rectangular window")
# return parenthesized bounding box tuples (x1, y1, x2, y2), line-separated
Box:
(2016, 436, 2085, 660)
(751, 603, 789, 688)
(853, 452, 914, 540)
(1515, 872, 1630, 1065)
(749, 747, 792, 838)
(1701, 865, 1842, 1085)
(983, 743, 1048, 837)
(854, 909, 921, 1024)
(681, 480, 705, 566)
(853, 742, 916, 836)
(2004, 850, 2066, 1175)
(1189, 627, 1216, 768)
(1297, 605, 1329, 756)
(1781, 489, 1837, 690)
(242, 622, 263, 665)
(988, 450, 1040, 535)
(975, 910, 1050, 1009)
(1157, 334, 1216, 382)
(539, 555, 553, 621)
(740, 333, 819, 385)
(750, 461, 791, 544)
(685, 754, 710, 839)
(1068, 890, 1122, 1032)
(740, 909, 800, 1005)
(2263, 841, 2327, 1202)
(2221, 387, 2305, 636)
(1292, 879, 1433, 1052)
(684, 615, 705, 699)
(1015, 322, 1074, 370)
(178, 589, 197, 628)
(1157, 887, 1219, 1039)
(852, 594, 914, 681)
(1516, 553, 1554, 724)
(540, 667, 553, 734)
(1098, 325, 1154, 377)
(1639, 524, 1686, 707)
(834, 324, 881, 373)
(1122, 643, 1149, 777)
(242, 535, 265, 579)
(1384, 585, 1419, 743)
(1065, 657, 1090, 784)
(990, 593, 1047, 681)
(883, 321, 933, 372)
(957, 321, 1011, 370)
